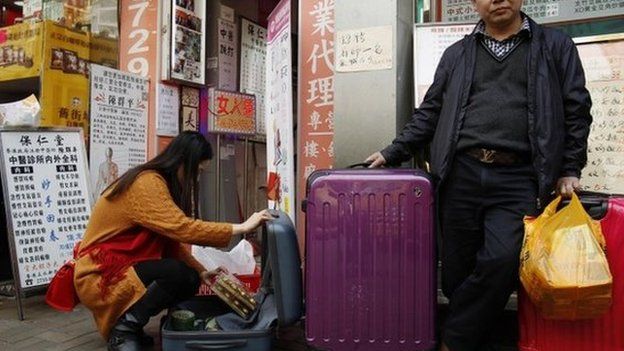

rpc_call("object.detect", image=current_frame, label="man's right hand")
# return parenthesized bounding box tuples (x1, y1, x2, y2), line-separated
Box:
(365, 152, 386, 168)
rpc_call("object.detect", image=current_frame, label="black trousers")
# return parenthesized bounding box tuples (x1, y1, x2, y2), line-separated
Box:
(440, 154, 538, 351)
(134, 258, 200, 301)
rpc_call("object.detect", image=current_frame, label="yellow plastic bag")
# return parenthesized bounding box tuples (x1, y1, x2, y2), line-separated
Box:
(520, 192, 612, 320)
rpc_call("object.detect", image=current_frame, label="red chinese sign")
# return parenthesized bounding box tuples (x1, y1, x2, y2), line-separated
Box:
(208, 88, 256, 135)
(297, 0, 335, 247)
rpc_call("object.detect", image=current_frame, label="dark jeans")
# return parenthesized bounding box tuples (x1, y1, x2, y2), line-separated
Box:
(134, 258, 200, 301)
(440, 154, 538, 351)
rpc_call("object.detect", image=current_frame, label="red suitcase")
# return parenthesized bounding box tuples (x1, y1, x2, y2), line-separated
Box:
(518, 195, 624, 351)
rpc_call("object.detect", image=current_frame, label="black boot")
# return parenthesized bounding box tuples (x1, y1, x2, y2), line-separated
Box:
(107, 282, 175, 351)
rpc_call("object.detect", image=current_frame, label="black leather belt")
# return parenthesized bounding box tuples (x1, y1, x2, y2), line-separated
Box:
(465, 148, 529, 166)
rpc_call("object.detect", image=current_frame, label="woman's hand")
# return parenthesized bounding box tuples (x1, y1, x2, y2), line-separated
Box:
(232, 209, 274, 235)
(200, 267, 227, 284)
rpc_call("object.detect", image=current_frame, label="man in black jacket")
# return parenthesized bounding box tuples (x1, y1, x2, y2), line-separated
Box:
(366, 1, 592, 350)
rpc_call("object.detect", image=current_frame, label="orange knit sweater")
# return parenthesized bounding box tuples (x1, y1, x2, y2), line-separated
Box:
(74, 171, 232, 337)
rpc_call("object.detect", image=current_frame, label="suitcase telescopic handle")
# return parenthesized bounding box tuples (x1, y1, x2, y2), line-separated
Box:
(185, 340, 248, 350)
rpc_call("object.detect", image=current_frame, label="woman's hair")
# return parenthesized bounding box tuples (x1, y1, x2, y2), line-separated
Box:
(105, 131, 213, 217)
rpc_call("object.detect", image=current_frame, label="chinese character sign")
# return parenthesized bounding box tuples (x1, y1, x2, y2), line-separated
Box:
(414, 24, 474, 106)
(0, 129, 91, 289)
(266, 0, 295, 222)
(218, 18, 238, 90)
(240, 18, 267, 136)
(442, 0, 624, 23)
(578, 38, 624, 194)
(208, 89, 256, 135)
(181, 86, 200, 132)
(89, 65, 149, 201)
(297, 0, 335, 241)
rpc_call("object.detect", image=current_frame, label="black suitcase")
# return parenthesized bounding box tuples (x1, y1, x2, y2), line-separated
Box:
(161, 211, 302, 350)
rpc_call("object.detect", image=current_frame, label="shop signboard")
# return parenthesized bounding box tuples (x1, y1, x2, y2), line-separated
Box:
(240, 18, 267, 136)
(0, 127, 91, 319)
(207, 88, 256, 135)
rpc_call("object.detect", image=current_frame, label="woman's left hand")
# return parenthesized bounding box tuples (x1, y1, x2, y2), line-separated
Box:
(200, 266, 227, 284)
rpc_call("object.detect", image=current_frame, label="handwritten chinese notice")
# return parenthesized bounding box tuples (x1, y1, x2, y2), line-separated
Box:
(0, 129, 91, 289)
(336, 25, 392, 72)
(89, 65, 148, 201)
(208, 89, 256, 135)
(266, 0, 295, 222)
(442, 0, 623, 23)
(578, 38, 624, 194)
(240, 18, 267, 136)
(414, 24, 473, 106)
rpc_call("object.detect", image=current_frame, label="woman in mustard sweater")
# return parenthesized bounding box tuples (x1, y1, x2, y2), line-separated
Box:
(74, 131, 272, 351)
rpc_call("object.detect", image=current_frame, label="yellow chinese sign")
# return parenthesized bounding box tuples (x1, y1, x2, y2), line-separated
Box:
(207, 88, 256, 135)
(40, 21, 90, 136)
(0, 22, 43, 81)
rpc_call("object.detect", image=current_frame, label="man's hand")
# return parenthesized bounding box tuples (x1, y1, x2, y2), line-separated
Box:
(556, 176, 580, 198)
(365, 152, 386, 168)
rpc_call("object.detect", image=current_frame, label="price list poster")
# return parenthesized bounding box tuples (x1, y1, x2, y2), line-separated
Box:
(0, 129, 91, 291)
(578, 35, 624, 193)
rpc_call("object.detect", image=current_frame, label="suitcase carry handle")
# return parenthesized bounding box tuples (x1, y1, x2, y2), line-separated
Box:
(185, 340, 248, 349)
(348, 162, 372, 168)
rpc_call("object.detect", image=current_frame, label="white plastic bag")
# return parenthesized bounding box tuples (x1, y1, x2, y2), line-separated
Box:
(0, 94, 41, 127)
(192, 239, 256, 275)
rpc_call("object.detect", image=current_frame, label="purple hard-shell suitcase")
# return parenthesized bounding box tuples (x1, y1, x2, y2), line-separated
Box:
(303, 167, 437, 351)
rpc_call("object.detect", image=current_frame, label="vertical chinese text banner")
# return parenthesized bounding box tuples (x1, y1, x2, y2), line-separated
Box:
(297, 0, 335, 240)
(266, 0, 295, 221)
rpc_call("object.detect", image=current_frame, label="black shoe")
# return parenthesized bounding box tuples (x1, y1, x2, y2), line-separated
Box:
(138, 330, 154, 347)
(107, 318, 143, 351)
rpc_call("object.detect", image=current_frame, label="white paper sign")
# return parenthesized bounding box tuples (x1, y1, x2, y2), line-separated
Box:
(336, 25, 393, 72)
(89, 65, 149, 201)
(157, 84, 180, 137)
(413, 24, 474, 106)
(0, 129, 91, 289)
(218, 18, 238, 90)
(240, 18, 267, 135)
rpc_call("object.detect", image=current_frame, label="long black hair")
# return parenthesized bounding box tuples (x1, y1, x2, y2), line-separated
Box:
(105, 131, 213, 217)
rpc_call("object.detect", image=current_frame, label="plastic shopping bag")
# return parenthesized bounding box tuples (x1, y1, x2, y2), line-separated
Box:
(192, 239, 256, 275)
(520, 192, 612, 320)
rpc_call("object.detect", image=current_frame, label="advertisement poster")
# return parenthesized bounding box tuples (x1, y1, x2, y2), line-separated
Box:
(157, 83, 180, 136)
(240, 18, 267, 135)
(441, 0, 624, 23)
(207, 88, 256, 135)
(218, 18, 238, 90)
(40, 21, 90, 137)
(266, 0, 295, 221)
(297, 0, 336, 241)
(89, 65, 149, 200)
(169, 0, 206, 85)
(0, 22, 42, 81)
(0, 129, 91, 288)
(577, 36, 624, 194)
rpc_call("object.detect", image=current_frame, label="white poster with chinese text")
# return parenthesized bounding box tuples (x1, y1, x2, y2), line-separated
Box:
(0, 129, 91, 289)
(89, 65, 148, 201)
(157, 83, 180, 136)
(240, 18, 267, 135)
(266, 0, 295, 222)
(414, 24, 474, 106)
(218, 18, 238, 90)
(336, 25, 393, 72)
